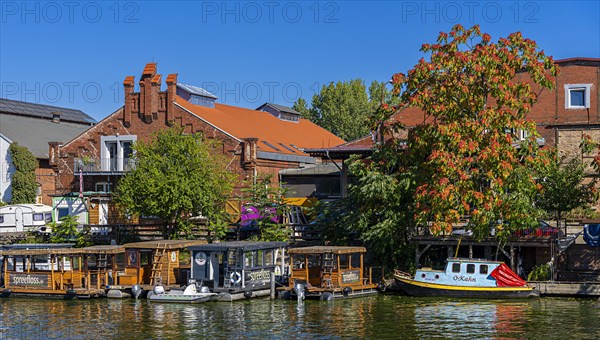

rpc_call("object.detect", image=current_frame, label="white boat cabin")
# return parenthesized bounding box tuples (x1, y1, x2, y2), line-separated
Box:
(415, 258, 506, 288)
(0, 204, 53, 233)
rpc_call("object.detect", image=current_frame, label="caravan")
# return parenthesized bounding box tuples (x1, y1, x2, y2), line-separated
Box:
(0, 204, 53, 233)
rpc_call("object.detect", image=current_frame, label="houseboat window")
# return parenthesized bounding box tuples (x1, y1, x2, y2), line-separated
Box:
(467, 264, 475, 274)
(452, 263, 461, 273)
(308, 255, 320, 269)
(245, 251, 255, 268)
(115, 253, 126, 268)
(351, 254, 360, 269)
(0, 215, 3, 223)
(480, 265, 488, 274)
(140, 252, 149, 266)
(264, 250, 274, 266)
(45, 213, 52, 223)
(339, 254, 349, 269)
(33, 213, 44, 221)
(256, 250, 264, 267)
(228, 250, 240, 267)
(127, 250, 137, 267)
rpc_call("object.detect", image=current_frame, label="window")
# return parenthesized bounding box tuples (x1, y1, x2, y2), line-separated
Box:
(480, 265, 488, 275)
(264, 250, 274, 266)
(0, 215, 3, 223)
(100, 135, 137, 171)
(565, 84, 592, 109)
(452, 263, 461, 273)
(57, 208, 69, 220)
(33, 213, 44, 221)
(466, 264, 475, 274)
(95, 182, 111, 193)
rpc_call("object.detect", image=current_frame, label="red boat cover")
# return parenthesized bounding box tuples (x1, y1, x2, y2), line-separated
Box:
(490, 263, 527, 287)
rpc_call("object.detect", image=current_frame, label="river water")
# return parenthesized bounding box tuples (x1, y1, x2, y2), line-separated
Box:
(1, 295, 599, 339)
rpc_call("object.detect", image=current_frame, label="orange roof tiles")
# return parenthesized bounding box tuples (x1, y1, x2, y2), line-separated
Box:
(143, 62, 157, 75)
(166, 74, 178, 84)
(151, 74, 162, 84)
(123, 76, 135, 86)
(175, 96, 345, 156)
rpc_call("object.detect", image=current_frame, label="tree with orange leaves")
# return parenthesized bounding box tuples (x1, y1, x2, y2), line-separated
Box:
(376, 24, 558, 239)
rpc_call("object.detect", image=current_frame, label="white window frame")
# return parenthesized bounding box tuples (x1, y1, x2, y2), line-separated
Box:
(95, 182, 111, 193)
(100, 135, 137, 171)
(565, 84, 592, 109)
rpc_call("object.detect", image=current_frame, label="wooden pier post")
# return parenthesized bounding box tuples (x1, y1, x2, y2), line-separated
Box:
(270, 272, 276, 300)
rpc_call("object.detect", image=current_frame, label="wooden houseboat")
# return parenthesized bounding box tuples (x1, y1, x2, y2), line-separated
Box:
(187, 241, 287, 302)
(394, 257, 539, 299)
(1, 244, 123, 299)
(278, 246, 379, 300)
(106, 239, 206, 298)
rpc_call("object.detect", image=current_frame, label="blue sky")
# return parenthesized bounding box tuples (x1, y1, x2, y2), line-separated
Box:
(1, 1, 599, 121)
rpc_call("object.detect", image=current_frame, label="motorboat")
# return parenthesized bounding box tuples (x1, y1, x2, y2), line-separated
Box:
(394, 257, 539, 299)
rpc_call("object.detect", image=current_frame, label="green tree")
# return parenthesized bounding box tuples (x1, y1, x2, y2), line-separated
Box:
(378, 24, 558, 239)
(294, 79, 393, 141)
(9, 143, 38, 204)
(114, 127, 236, 239)
(536, 153, 596, 229)
(49, 215, 90, 247)
(240, 175, 290, 242)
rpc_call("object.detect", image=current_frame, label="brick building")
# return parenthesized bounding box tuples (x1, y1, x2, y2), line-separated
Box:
(50, 63, 344, 225)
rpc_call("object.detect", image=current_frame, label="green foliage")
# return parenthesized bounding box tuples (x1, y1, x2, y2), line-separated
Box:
(536, 153, 596, 227)
(527, 263, 551, 281)
(240, 175, 290, 242)
(9, 143, 38, 204)
(314, 154, 416, 272)
(50, 215, 90, 247)
(293, 79, 394, 141)
(114, 127, 236, 240)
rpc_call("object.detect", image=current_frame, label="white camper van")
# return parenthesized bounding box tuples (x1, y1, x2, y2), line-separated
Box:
(0, 204, 53, 233)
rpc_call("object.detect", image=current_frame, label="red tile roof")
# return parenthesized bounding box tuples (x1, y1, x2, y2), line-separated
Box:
(143, 62, 157, 75)
(175, 96, 345, 156)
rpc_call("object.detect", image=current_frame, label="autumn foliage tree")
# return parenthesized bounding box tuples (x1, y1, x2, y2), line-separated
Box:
(376, 25, 559, 239)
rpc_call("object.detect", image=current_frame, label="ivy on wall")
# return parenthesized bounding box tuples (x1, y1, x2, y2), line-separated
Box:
(9, 142, 38, 204)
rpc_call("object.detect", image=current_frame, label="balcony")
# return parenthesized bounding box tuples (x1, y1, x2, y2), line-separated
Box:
(75, 157, 135, 175)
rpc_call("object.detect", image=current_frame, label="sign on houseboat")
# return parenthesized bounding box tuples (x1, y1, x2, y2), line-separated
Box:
(246, 269, 271, 285)
(9, 273, 49, 287)
(342, 270, 360, 284)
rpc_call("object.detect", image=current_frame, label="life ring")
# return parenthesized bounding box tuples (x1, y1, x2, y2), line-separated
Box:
(230, 272, 242, 285)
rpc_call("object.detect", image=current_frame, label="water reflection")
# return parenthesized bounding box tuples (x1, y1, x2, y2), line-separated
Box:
(1, 296, 600, 339)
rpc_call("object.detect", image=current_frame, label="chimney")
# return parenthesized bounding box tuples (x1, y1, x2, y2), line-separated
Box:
(51, 111, 61, 123)
(166, 73, 178, 124)
(123, 76, 135, 127)
(242, 138, 258, 169)
(48, 142, 62, 168)
(139, 62, 157, 123)
(151, 73, 162, 120)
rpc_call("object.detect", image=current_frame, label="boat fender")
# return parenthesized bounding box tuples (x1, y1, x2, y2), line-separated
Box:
(320, 292, 334, 301)
(343, 287, 352, 297)
(243, 291, 253, 299)
(230, 272, 242, 285)
(1, 289, 12, 297)
(153, 285, 165, 295)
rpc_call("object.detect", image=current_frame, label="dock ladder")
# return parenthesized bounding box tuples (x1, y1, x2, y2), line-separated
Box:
(151, 245, 167, 286)
(322, 252, 335, 288)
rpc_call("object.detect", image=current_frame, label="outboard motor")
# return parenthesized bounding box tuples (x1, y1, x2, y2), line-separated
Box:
(153, 285, 165, 295)
(131, 284, 143, 299)
(293, 281, 305, 302)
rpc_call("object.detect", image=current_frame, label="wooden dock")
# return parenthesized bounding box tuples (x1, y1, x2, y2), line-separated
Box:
(530, 281, 600, 297)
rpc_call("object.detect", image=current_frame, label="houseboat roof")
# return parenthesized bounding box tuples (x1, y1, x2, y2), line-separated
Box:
(2, 247, 82, 256)
(0, 243, 74, 251)
(123, 239, 207, 250)
(447, 257, 504, 264)
(189, 241, 287, 252)
(288, 246, 366, 255)
(0, 204, 53, 213)
(79, 245, 125, 255)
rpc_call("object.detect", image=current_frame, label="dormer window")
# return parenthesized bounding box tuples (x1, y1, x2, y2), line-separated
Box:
(177, 83, 217, 108)
(565, 84, 592, 109)
(256, 103, 301, 122)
